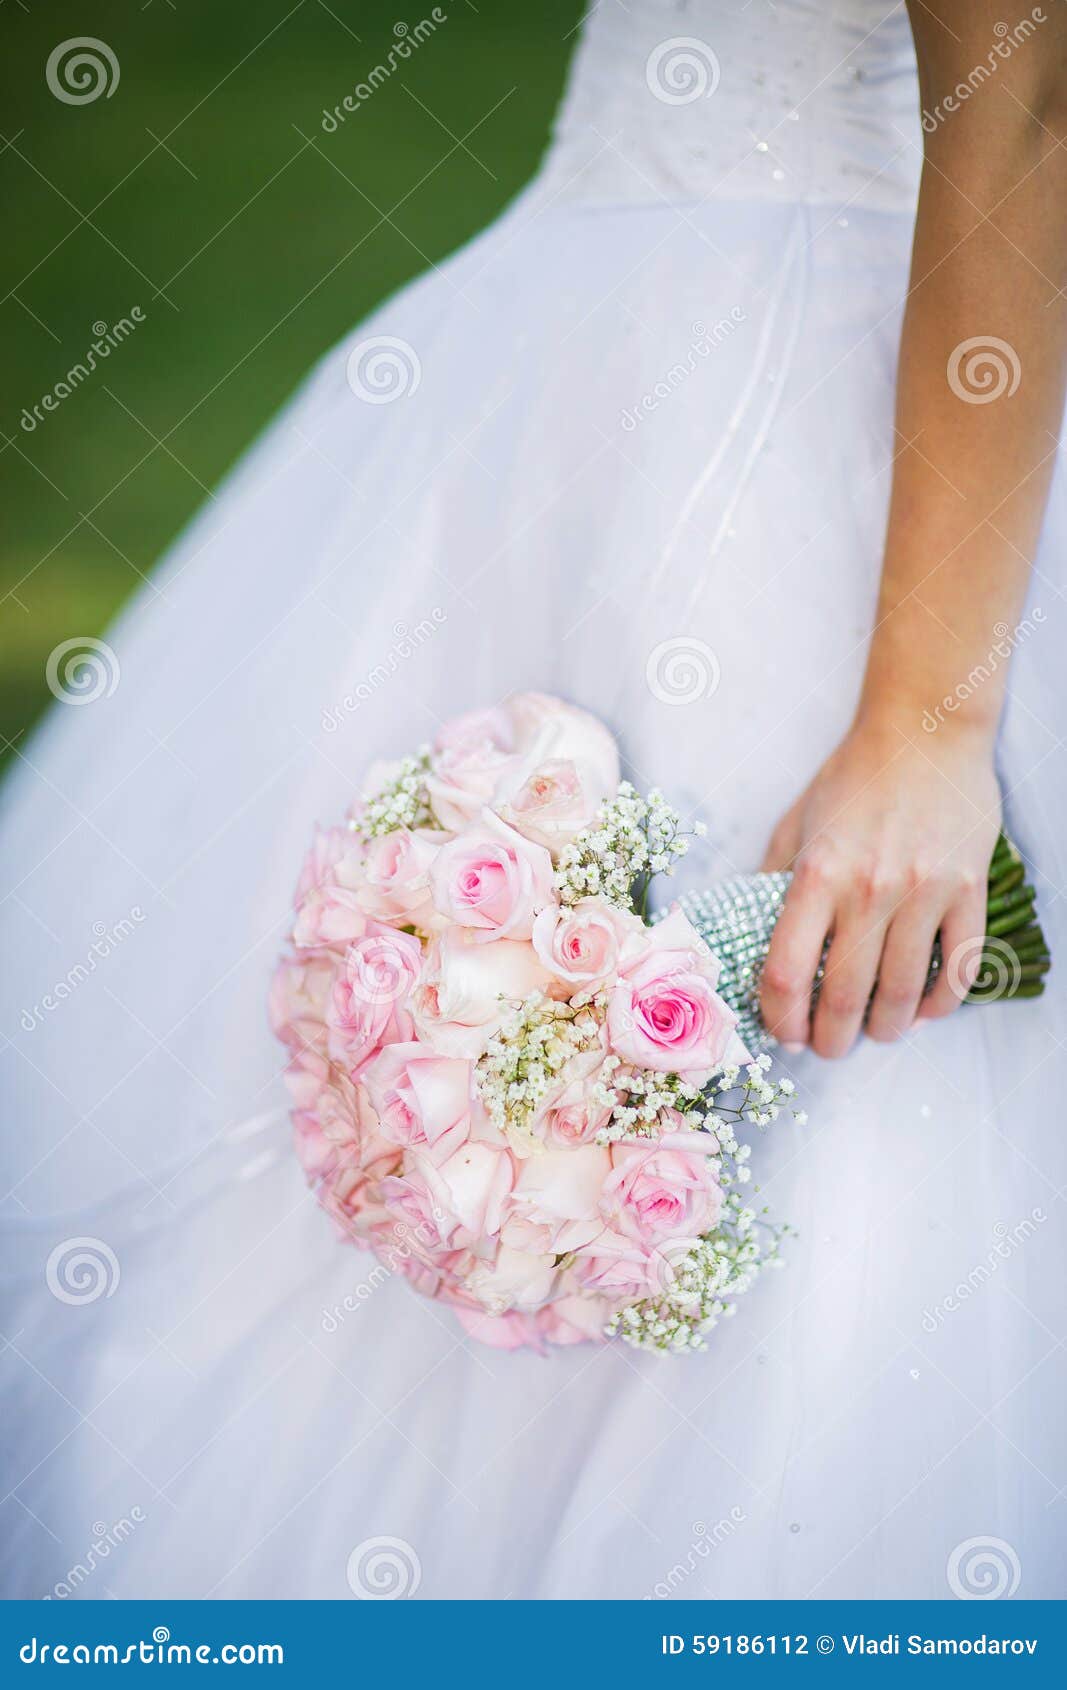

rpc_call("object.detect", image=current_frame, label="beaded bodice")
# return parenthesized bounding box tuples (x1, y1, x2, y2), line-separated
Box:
(539, 0, 922, 212)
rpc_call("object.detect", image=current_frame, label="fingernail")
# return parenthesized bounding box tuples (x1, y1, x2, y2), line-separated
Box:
(782, 1042, 805, 1055)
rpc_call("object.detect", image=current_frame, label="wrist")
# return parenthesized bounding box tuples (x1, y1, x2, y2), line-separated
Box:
(852, 687, 1000, 750)
(854, 638, 1005, 746)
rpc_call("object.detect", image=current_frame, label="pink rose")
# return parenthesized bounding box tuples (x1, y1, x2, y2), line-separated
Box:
(283, 1046, 329, 1113)
(292, 1111, 337, 1188)
(296, 1072, 392, 1178)
(607, 907, 747, 1082)
(599, 1140, 721, 1247)
(364, 1219, 470, 1295)
(412, 929, 552, 1058)
(532, 899, 645, 987)
(430, 811, 556, 942)
(295, 826, 348, 906)
(291, 1075, 374, 1205)
(385, 1141, 515, 1251)
(538, 1072, 613, 1148)
(270, 953, 340, 1053)
(495, 694, 619, 851)
(571, 1232, 657, 1302)
(536, 1294, 611, 1346)
(507, 693, 619, 784)
(429, 1141, 515, 1247)
(318, 1155, 397, 1242)
(513, 1145, 611, 1253)
(380, 1163, 454, 1253)
(426, 707, 519, 831)
(464, 1231, 558, 1314)
(326, 923, 422, 1072)
(356, 827, 443, 930)
(495, 759, 595, 855)
(361, 1222, 446, 1298)
(392, 1249, 451, 1301)
(303, 1067, 366, 1151)
(450, 1305, 544, 1351)
(424, 692, 618, 845)
(292, 826, 367, 950)
(524, 1042, 612, 1147)
(362, 1042, 476, 1165)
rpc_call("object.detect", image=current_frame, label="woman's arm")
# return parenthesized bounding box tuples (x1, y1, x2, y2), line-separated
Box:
(760, 0, 1067, 1058)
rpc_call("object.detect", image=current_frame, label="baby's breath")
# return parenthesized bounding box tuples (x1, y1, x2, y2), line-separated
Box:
(554, 783, 702, 910)
(595, 1051, 801, 1151)
(356, 750, 434, 838)
(477, 992, 605, 1149)
(605, 1201, 792, 1354)
(594, 1068, 705, 1143)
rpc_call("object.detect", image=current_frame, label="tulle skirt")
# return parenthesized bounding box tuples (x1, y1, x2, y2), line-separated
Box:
(2, 188, 1065, 1599)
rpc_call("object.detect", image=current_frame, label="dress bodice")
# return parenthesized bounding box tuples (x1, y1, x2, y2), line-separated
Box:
(539, 0, 922, 212)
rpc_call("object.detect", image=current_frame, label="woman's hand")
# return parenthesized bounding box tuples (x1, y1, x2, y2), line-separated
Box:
(759, 718, 1001, 1059)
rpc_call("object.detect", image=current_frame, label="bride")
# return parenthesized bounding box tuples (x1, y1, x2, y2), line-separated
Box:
(3, 0, 1065, 1600)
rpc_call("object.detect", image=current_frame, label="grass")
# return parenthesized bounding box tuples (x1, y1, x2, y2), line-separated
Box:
(0, 0, 581, 760)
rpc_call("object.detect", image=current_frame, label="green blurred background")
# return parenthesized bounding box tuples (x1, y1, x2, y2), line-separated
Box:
(0, 0, 580, 760)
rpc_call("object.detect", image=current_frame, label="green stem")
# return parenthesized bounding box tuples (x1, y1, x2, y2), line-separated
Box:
(1002, 935, 1049, 962)
(970, 959, 1050, 990)
(971, 979, 1047, 1000)
(965, 831, 1050, 1003)
(988, 862, 1025, 900)
(987, 903, 1036, 939)
(986, 884, 1036, 919)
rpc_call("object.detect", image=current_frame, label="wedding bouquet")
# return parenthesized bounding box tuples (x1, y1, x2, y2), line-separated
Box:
(270, 693, 799, 1355)
(272, 692, 1046, 1356)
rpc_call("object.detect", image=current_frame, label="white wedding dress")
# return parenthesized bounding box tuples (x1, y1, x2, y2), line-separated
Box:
(3, 0, 1065, 1601)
